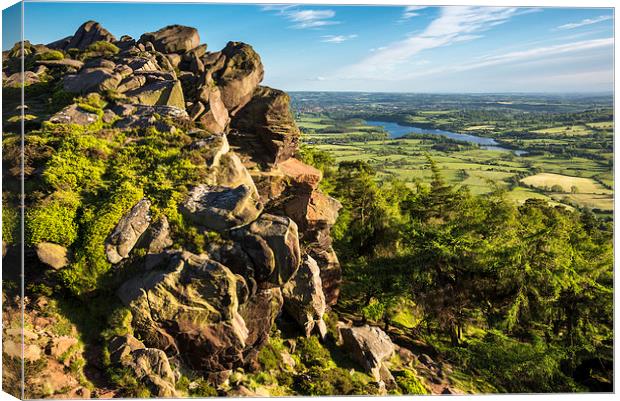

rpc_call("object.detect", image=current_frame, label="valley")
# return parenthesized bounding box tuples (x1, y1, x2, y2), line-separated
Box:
(292, 92, 614, 217)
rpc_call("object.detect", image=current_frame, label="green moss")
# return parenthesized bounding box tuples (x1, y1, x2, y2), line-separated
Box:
(393, 369, 429, 395)
(295, 336, 331, 368)
(2, 199, 19, 245)
(85, 41, 120, 55)
(7, 114, 37, 122)
(60, 182, 144, 295)
(36, 50, 64, 61)
(42, 132, 110, 192)
(25, 190, 80, 246)
(188, 378, 218, 397)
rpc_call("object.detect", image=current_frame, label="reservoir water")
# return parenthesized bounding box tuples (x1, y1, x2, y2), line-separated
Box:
(365, 120, 526, 155)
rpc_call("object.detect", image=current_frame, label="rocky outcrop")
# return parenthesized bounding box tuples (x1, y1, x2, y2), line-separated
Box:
(140, 25, 200, 54)
(231, 214, 301, 286)
(180, 184, 263, 232)
(48, 104, 100, 126)
(7, 19, 344, 390)
(217, 42, 264, 113)
(340, 325, 396, 385)
(230, 86, 300, 165)
(283, 255, 327, 338)
(117, 252, 251, 371)
(105, 198, 151, 264)
(60, 20, 116, 51)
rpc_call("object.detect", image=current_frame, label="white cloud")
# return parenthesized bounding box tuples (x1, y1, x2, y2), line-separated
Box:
(398, 37, 614, 81)
(263, 6, 339, 29)
(344, 6, 523, 78)
(402, 6, 427, 20)
(321, 34, 358, 43)
(556, 15, 613, 30)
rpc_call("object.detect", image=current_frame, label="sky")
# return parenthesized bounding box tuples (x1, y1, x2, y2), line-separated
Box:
(2, 2, 615, 93)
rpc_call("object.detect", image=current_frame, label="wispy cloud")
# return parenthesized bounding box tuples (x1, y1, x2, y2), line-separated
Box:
(344, 6, 526, 78)
(397, 37, 614, 81)
(262, 6, 339, 29)
(321, 34, 357, 43)
(402, 6, 426, 20)
(556, 15, 613, 30)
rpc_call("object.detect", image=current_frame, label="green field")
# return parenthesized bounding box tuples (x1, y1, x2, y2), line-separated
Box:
(298, 114, 613, 214)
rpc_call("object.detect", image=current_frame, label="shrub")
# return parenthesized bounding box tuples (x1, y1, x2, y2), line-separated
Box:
(36, 50, 64, 61)
(25, 190, 80, 246)
(188, 378, 217, 397)
(294, 366, 374, 395)
(2, 200, 19, 245)
(85, 41, 119, 55)
(295, 336, 331, 368)
(393, 369, 429, 394)
(60, 182, 144, 295)
(447, 330, 581, 393)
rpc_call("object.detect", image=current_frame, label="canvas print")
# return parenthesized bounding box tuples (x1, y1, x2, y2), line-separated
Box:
(1, 1, 614, 398)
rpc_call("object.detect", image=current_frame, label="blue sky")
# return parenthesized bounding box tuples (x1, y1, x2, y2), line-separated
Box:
(3, 2, 614, 92)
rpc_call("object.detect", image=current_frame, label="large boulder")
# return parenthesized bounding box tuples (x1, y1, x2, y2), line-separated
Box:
(310, 246, 342, 306)
(140, 25, 200, 54)
(63, 21, 116, 51)
(63, 67, 121, 94)
(282, 255, 327, 338)
(48, 104, 100, 126)
(284, 190, 341, 232)
(125, 348, 177, 397)
(240, 288, 284, 349)
(196, 86, 230, 133)
(137, 216, 173, 254)
(125, 79, 185, 109)
(340, 325, 396, 384)
(231, 214, 301, 286)
(180, 184, 263, 232)
(278, 158, 322, 192)
(217, 42, 264, 113)
(105, 198, 151, 264)
(230, 86, 300, 165)
(113, 104, 190, 132)
(117, 252, 250, 371)
(35, 242, 69, 270)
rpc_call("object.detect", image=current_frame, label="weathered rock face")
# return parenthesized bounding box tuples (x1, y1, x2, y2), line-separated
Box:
(340, 325, 396, 384)
(105, 198, 151, 264)
(48, 104, 100, 126)
(230, 86, 300, 165)
(125, 79, 185, 109)
(117, 252, 250, 371)
(231, 214, 301, 286)
(217, 42, 264, 113)
(282, 255, 327, 338)
(35, 242, 69, 270)
(9, 19, 343, 386)
(180, 184, 263, 232)
(61, 20, 116, 51)
(140, 25, 200, 54)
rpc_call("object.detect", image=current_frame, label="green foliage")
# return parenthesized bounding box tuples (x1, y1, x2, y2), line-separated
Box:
(25, 190, 80, 246)
(188, 378, 218, 397)
(258, 338, 284, 371)
(36, 50, 64, 60)
(448, 331, 581, 392)
(293, 366, 378, 396)
(42, 132, 109, 192)
(2, 199, 19, 245)
(295, 336, 331, 368)
(329, 152, 613, 392)
(60, 182, 144, 295)
(393, 370, 429, 394)
(85, 41, 120, 55)
(108, 366, 152, 398)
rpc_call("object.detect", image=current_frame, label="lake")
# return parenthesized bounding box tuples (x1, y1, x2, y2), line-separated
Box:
(365, 120, 527, 155)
